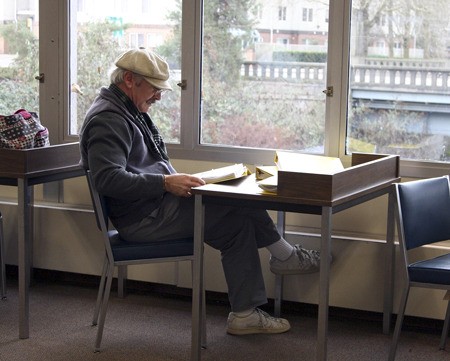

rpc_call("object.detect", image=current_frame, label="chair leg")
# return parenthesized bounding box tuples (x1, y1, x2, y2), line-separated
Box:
(0, 213, 6, 300)
(201, 284, 207, 349)
(92, 258, 108, 326)
(439, 300, 450, 350)
(94, 262, 114, 352)
(117, 265, 127, 298)
(274, 274, 283, 317)
(388, 285, 410, 361)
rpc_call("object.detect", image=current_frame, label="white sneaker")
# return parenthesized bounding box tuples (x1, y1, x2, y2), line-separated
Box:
(226, 308, 291, 335)
(270, 244, 321, 275)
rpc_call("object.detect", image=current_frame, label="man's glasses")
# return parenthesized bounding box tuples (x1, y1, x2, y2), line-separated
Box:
(152, 87, 166, 97)
(131, 73, 166, 96)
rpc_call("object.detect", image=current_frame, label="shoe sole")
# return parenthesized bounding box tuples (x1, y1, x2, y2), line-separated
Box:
(226, 326, 291, 335)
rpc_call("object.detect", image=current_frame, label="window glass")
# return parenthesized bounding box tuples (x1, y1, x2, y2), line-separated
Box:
(200, 0, 329, 152)
(0, 1, 39, 115)
(348, 0, 450, 162)
(70, 0, 182, 143)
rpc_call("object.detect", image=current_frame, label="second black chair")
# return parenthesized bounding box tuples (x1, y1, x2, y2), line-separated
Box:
(389, 176, 450, 360)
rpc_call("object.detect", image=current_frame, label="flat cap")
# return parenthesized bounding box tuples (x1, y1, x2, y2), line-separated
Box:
(115, 48, 172, 90)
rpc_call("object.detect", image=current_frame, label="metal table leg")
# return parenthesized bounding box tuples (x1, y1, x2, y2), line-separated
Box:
(383, 188, 396, 334)
(274, 211, 286, 317)
(191, 194, 205, 361)
(18, 179, 33, 339)
(317, 206, 332, 361)
(0, 212, 6, 299)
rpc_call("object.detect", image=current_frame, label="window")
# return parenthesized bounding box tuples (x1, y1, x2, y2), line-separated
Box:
(377, 14, 387, 27)
(0, 2, 39, 116)
(254, 5, 263, 20)
(276, 38, 289, 45)
(77, 0, 85, 12)
(200, 0, 328, 153)
(302, 8, 313, 22)
(129, 33, 145, 48)
(347, 0, 450, 165)
(69, 0, 182, 142)
(278, 6, 287, 21)
(1, 0, 450, 179)
(142, 0, 151, 13)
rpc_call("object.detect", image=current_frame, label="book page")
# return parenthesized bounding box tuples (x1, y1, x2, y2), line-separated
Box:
(257, 175, 278, 193)
(194, 163, 250, 184)
(255, 165, 277, 180)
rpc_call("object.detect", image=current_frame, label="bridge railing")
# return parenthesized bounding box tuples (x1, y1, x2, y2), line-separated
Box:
(241, 61, 326, 82)
(241, 61, 450, 92)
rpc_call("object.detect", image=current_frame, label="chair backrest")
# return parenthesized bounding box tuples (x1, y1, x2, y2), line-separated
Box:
(85, 170, 117, 261)
(395, 175, 450, 251)
(85, 170, 109, 231)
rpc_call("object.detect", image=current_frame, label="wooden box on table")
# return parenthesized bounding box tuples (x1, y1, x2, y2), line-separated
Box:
(0, 142, 82, 180)
(277, 153, 400, 205)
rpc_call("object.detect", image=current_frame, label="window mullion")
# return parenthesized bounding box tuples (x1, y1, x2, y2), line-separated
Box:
(324, 0, 351, 160)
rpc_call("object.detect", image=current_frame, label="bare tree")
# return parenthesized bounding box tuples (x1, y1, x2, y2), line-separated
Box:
(352, 0, 389, 57)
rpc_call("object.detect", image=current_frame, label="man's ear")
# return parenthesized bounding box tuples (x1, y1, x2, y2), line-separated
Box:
(123, 71, 134, 88)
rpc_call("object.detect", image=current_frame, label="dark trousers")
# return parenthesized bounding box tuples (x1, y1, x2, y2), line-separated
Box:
(119, 193, 281, 312)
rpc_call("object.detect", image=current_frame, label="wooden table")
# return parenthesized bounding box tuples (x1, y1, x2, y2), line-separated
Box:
(190, 153, 400, 361)
(0, 142, 85, 339)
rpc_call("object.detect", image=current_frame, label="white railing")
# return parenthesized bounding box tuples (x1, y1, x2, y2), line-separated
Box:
(241, 61, 326, 82)
(241, 61, 450, 92)
(351, 65, 450, 92)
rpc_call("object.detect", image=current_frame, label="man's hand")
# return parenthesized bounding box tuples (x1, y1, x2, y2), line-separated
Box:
(164, 173, 206, 197)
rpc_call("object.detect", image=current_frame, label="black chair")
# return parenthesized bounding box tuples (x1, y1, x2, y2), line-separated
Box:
(0, 211, 5, 299)
(85, 170, 205, 353)
(389, 176, 450, 360)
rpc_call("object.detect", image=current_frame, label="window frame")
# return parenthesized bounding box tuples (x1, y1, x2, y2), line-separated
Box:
(39, 0, 450, 179)
(39, 0, 71, 144)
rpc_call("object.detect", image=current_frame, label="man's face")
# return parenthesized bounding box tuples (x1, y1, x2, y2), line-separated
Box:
(131, 74, 163, 113)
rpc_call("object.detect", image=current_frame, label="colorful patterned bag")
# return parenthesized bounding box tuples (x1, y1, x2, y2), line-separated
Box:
(0, 109, 50, 149)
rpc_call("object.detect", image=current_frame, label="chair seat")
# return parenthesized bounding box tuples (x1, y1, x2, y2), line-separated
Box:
(409, 253, 450, 285)
(108, 230, 194, 262)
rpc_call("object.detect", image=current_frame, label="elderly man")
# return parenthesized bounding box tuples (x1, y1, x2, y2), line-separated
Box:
(79, 48, 320, 335)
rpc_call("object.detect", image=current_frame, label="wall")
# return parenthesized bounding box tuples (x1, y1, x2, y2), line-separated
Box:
(1, 158, 449, 322)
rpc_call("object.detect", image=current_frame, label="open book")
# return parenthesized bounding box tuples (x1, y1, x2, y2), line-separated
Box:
(194, 163, 250, 184)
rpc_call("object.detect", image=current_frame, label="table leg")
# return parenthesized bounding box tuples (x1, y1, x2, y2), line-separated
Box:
(191, 194, 205, 361)
(317, 206, 332, 361)
(18, 179, 33, 339)
(383, 188, 396, 334)
(0, 212, 6, 299)
(274, 274, 283, 318)
(274, 211, 286, 317)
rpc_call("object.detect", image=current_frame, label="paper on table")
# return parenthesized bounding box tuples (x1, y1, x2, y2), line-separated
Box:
(194, 163, 250, 184)
(257, 174, 278, 193)
(275, 151, 344, 174)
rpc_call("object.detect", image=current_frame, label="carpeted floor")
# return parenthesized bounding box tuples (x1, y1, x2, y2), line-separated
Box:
(0, 277, 449, 361)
